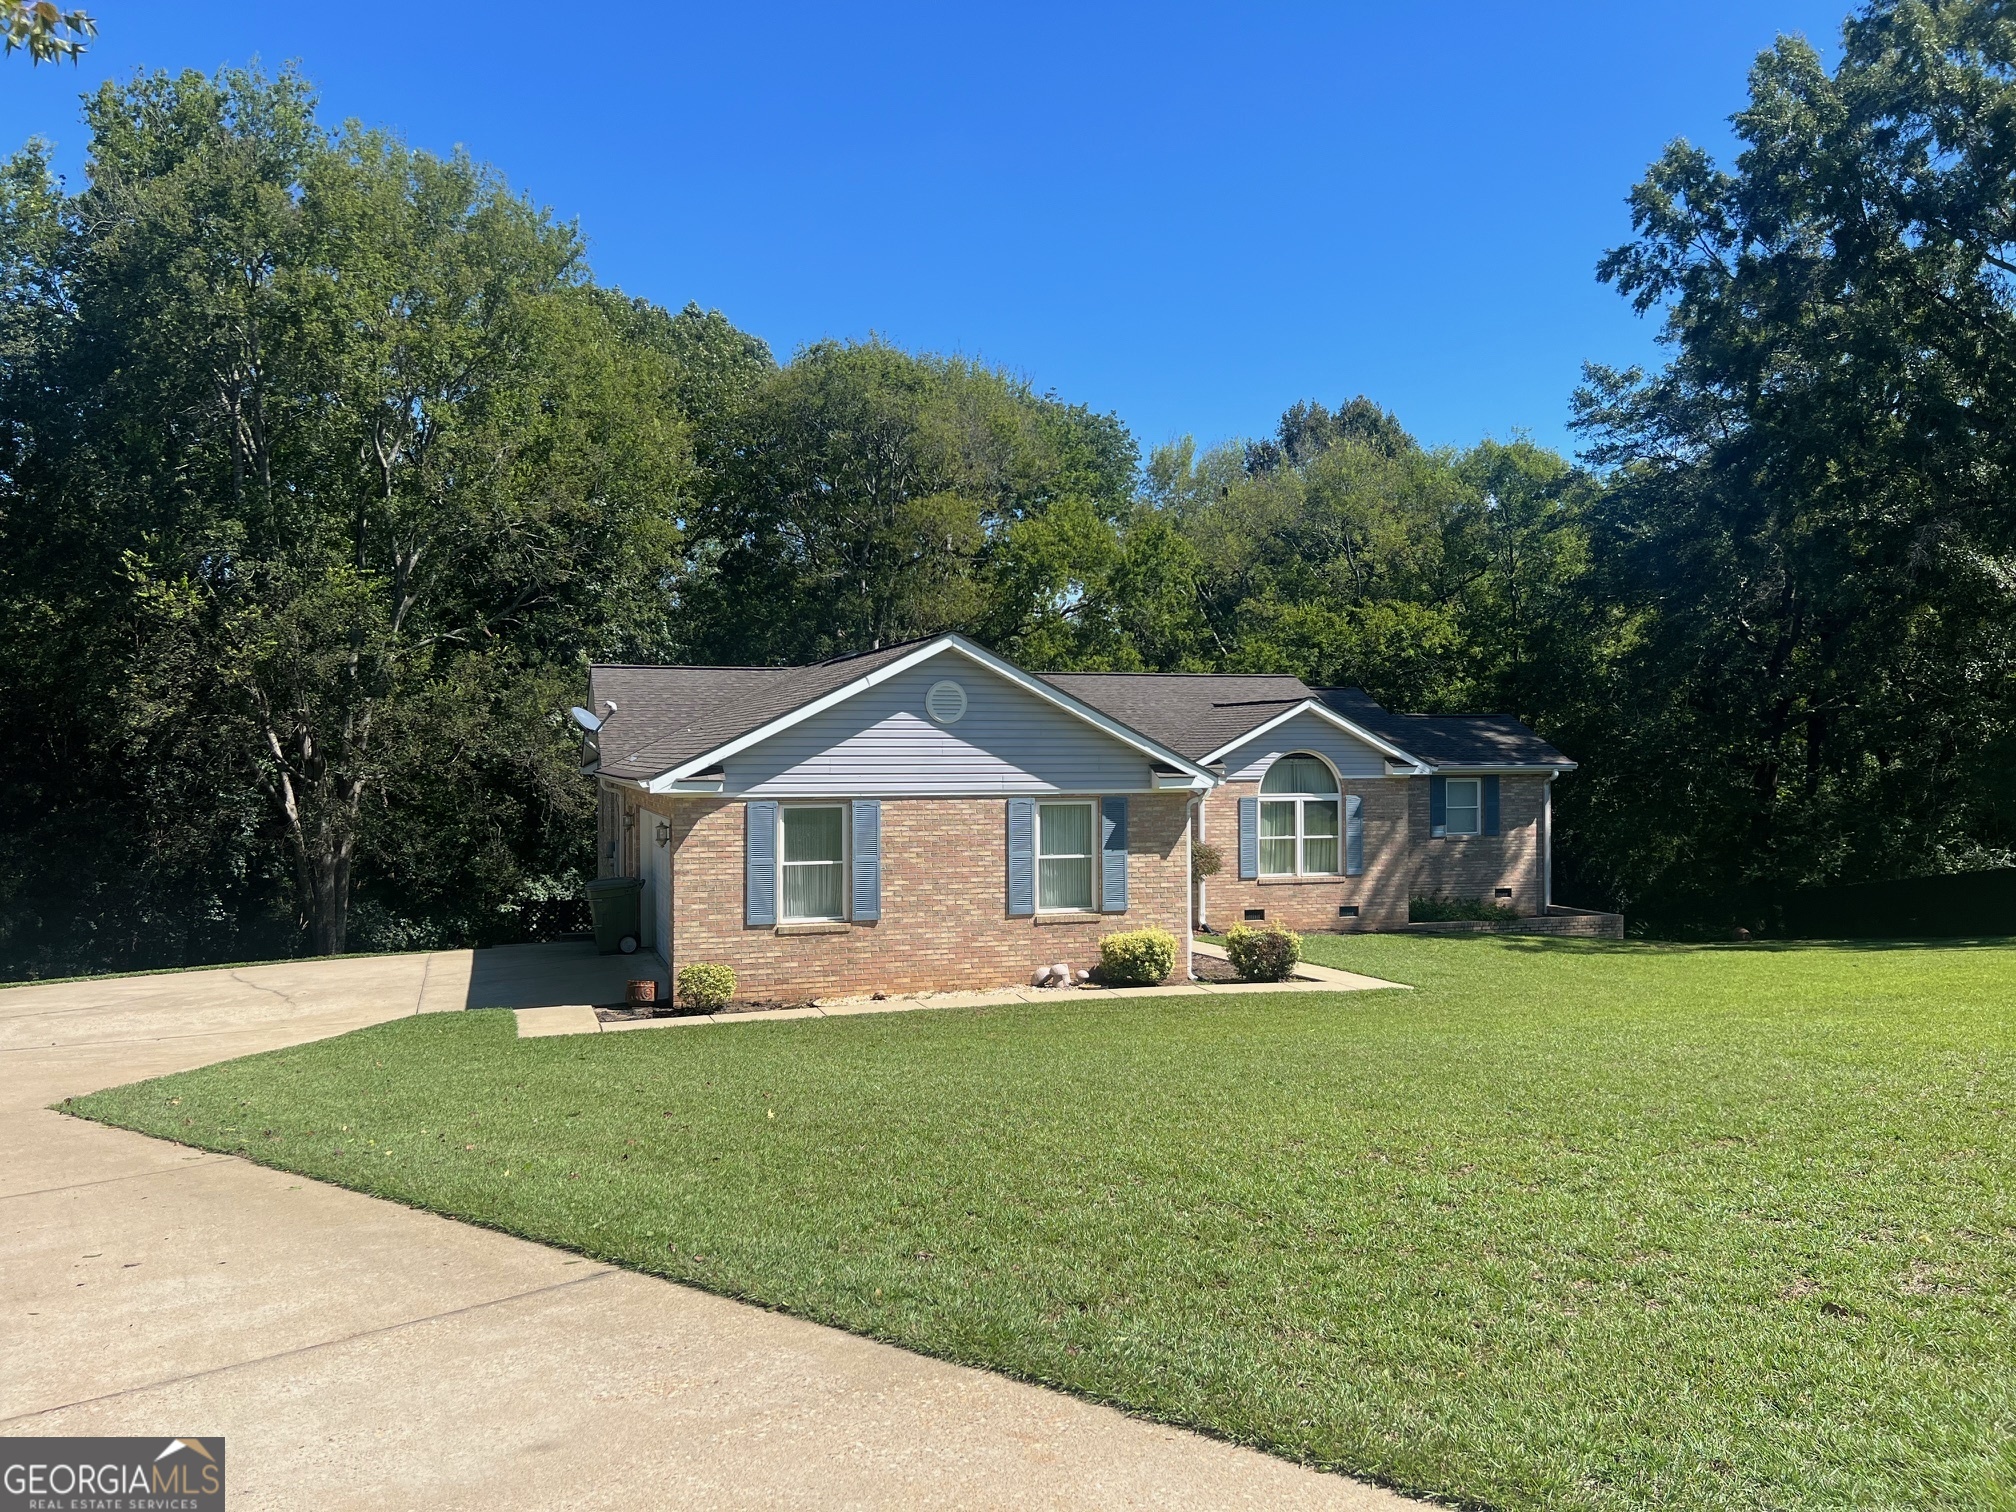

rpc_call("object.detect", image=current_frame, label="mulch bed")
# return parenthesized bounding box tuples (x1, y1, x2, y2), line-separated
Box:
(1189, 954, 1243, 983)
(594, 999, 817, 1023)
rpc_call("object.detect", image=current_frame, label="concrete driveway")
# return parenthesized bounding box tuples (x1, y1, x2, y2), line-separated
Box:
(1, 947, 1416, 1510)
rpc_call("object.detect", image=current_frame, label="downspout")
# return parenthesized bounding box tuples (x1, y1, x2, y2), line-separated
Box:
(1542, 774, 1555, 912)
(1185, 794, 1201, 980)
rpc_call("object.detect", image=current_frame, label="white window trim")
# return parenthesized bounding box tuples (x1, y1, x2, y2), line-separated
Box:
(1258, 754, 1344, 878)
(1258, 795, 1344, 877)
(778, 801, 849, 922)
(1444, 777, 1483, 837)
(1035, 798, 1099, 913)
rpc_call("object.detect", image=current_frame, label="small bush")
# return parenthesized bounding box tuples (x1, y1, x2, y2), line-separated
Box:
(1099, 927, 1178, 986)
(1191, 842, 1223, 883)
(1224, 924, 1302, 981)
(676, 961, 736, 1010)
(1409, 895, 1519, 923)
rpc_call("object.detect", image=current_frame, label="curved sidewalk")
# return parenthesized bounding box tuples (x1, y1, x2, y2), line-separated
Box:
(1, 948, 1420, 1510)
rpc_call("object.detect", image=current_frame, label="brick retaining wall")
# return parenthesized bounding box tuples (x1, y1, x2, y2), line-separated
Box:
(1403, 906, 1624, 940)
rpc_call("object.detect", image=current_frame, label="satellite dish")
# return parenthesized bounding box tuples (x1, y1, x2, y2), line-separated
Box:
(569, 706, 602, 732)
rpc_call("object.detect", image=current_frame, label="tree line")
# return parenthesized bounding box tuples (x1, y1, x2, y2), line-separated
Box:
(4, 0, 2014, 977)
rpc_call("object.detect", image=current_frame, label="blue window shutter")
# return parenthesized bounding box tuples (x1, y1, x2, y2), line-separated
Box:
(1006, 797, 1035, 916)
(1429, 776, 1448, 838)
(1101, 796, 1129, 912)
(1237, 796, 1259, 879)
(1483, 776, 1501, 836)
(851, 799, 882, 921)
(745, 800, 777, 927)
(1345, 793, 1364, 876)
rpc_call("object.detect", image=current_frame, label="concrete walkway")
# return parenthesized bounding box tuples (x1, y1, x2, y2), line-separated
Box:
(516, 940, 1407, 1039)
(2, 947, 1419, 1510)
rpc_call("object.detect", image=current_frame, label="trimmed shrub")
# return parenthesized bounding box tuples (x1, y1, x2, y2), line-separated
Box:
(675, 961, 736, 1010)
(1224, 923, 1301, 981)
(1099, 927, 1178, 986)
(1409, 894, 1519, 923)
(1191, 842, 1223, 883)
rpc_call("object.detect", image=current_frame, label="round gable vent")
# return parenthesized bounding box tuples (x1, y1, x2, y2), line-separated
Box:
(926, 679, 968, 725)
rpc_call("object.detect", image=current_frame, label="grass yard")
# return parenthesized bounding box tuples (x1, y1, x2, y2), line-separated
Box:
(68, 935, 2016, 1509)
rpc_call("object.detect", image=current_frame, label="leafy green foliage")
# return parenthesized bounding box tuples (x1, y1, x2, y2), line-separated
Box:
(0, 68, 742, 973)
(1096, 927, 1177, 986)
(675, 961, 736, 1010)
(1223, 923, 1302, 980)
(3, 2, 92, 64)
(1563, 0, 2016, 922)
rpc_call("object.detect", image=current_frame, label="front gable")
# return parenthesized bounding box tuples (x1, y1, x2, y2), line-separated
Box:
(1216, 708, 1393, 782)
(724, 649, 1164, 796)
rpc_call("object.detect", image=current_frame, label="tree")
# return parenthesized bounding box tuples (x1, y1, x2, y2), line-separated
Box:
(0, 68, 711, 964)
(680, 340, 1140, 666)
(1571, 0, 2016, 920)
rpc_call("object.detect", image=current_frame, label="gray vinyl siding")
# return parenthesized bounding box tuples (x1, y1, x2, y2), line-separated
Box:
(1219, 710, 1390, 782)
(727, 654, 1155, 797)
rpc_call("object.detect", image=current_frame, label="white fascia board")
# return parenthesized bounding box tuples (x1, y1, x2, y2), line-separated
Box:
(1423, 762, 1579, 775)
(1203, 699, 1430, 772)
(649, 634, 1218, 791)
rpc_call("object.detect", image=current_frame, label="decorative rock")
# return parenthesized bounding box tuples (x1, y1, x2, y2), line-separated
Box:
(1074, 969, 1092, 983)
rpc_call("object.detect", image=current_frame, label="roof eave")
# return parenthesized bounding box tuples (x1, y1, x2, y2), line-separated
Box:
(1202, 698, 1430, 770)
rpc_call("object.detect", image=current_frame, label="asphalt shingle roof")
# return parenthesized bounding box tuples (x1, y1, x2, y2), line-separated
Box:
(582, 641, 1573, 782)
(587, 641, 925, 781)
(1316, 688, 1573, 769)
(1035, 673, 1314, 763)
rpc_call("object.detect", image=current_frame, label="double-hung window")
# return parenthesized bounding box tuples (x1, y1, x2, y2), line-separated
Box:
(1443, 778, 1482, 837)
(780, 804, 846, 920)
(1259, 754, 1341, 876)
(1036, 800, 1095, 911)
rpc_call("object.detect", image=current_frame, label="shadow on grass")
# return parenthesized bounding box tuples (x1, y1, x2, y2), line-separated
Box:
(1490, 933, 2016, 956)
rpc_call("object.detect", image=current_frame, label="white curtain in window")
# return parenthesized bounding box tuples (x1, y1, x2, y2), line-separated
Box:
(782, 807, 845, 919)
(1037, 802, 1094, 911)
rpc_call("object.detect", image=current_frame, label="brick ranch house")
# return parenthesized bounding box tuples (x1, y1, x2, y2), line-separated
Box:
(581, 634, 1603, 999)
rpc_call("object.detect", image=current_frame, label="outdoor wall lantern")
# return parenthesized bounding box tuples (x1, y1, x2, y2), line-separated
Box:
(655, 819, 671, 847)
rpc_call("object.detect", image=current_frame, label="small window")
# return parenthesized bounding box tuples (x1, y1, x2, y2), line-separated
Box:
(1243, 907, 1266, 921)
(1259, 753, 1341, 875)
(1036, 801, 1094, 912)
(1338, 904, 1359, 917)
(1495, 887, 1513, 898)
(1445, 778, 1482, 837)
(780, 805, 846, 921)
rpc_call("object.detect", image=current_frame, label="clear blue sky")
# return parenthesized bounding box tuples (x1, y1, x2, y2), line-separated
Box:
(0, 2, 1853, 457)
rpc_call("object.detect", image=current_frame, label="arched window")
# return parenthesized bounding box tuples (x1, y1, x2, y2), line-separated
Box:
(1259, 754, 1340, 875)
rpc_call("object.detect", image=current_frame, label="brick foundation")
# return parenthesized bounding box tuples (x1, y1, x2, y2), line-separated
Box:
(636, 792, 1193, 998)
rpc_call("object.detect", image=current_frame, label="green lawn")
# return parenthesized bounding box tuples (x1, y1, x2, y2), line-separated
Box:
(68, 935, 2016, 1509)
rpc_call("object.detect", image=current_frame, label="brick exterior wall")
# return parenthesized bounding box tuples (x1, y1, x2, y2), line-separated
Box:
(1406, 773, 1548, 918)
(1197, 773, 1552, 934)
(1197, 778, 1412, 933)
(634, 791, 1193, 999)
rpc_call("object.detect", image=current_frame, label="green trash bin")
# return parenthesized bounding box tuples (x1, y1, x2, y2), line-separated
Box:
(584, 876, 644, 955)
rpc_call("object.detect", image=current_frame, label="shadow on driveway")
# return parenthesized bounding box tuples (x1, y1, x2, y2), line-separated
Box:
(464, 941, 668, 1009)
